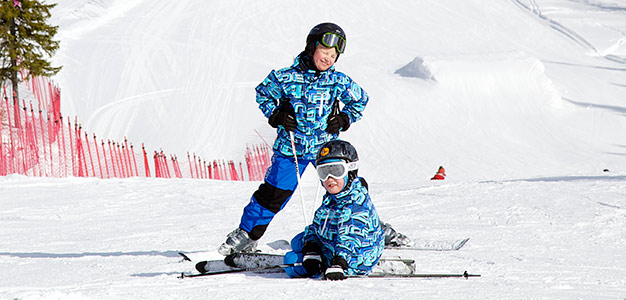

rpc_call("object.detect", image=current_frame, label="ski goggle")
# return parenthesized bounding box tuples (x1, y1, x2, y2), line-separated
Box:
(316, 160, 358, 181)
(319, 32, 346, 54)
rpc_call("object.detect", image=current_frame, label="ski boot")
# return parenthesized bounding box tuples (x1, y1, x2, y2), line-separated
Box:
(381, 222, 411, 247)
(218, 228, 258, 256)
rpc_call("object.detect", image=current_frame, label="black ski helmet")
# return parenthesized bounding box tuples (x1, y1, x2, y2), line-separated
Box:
(305, 22, 346, 60)
(316, 139, 359, 182)
(316, 140, 358, 165)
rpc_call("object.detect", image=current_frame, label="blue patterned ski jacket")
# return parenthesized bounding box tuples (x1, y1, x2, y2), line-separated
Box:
(256, 54, 369, 160)
(303, 178, 385, 275)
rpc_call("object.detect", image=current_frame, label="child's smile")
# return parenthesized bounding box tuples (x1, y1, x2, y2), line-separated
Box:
(323, 176, 344, 194)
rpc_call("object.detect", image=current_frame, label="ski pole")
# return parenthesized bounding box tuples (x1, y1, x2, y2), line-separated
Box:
(349, 271, 481, 279)
(289, 131, 309, 225)
(310, 181, 322, 219)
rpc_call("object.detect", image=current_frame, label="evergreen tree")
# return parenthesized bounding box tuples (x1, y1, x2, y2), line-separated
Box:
(0, 0, 61, 106)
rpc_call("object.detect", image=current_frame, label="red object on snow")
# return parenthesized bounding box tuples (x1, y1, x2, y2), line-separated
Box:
(431, 166, 446, 180)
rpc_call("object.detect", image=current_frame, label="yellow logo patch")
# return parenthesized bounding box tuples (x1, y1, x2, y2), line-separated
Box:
(320, 147, 330, 156)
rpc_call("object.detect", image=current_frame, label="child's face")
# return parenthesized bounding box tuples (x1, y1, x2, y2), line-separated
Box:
(313, 44, 338, 71)
(323, 176, 344, 194)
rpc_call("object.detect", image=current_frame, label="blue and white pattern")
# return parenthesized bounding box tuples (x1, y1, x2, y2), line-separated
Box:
(256, 54, 369, 160)
(302, 178, 385, 275)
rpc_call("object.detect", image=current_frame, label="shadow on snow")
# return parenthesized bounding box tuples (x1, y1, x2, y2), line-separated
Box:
(0, 250, 182, 259)
(504, 175, 626, 183)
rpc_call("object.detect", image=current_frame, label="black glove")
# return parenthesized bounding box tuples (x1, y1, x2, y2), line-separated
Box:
(268, 100, 297, 132)
(324, 256, 348, 281)
(301, 242, 322, 276)
(325, 111, 350, 134)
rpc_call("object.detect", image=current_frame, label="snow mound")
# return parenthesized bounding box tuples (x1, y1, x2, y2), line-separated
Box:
(394, 57, 435, 80)
(429, 53, 561, 106)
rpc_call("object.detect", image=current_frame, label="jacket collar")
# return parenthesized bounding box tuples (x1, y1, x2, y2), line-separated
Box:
(293, 52, 335, 76)
(323, 177, 361, 205)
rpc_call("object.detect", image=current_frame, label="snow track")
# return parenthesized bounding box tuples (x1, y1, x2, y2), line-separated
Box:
(512, 0, 626, 63)
(512, 0, 599, 52)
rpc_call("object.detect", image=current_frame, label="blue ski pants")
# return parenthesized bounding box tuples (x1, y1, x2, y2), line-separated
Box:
(239, 152, 315, 240)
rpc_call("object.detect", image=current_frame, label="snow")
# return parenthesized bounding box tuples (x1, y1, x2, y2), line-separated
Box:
(2, 0, 626, 299)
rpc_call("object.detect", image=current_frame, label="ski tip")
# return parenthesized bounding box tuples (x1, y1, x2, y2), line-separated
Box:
(195, 261, 208, 273)
(178, 252, 191, 261)
(456, 238, 470, 250)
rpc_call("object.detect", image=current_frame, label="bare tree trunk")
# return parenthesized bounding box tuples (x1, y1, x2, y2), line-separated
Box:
(9, 12, 20, 122)
(11, 62, 18, 102)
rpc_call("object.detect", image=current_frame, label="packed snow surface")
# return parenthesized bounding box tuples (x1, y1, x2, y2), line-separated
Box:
(2, 0, 626, 299)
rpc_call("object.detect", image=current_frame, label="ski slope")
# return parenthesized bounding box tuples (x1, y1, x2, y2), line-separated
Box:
(2, 0, 626, 299)
(49, 0, 626, 182)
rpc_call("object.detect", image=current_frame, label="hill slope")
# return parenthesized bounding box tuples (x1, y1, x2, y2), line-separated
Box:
(50, 0, 626, 182)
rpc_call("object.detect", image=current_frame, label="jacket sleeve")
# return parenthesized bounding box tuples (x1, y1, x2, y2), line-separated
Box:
(255, 70, 283, 118)
(303, 195, 329, 246)
(302, 223, 319, 246)
(338, 77, 369, 124)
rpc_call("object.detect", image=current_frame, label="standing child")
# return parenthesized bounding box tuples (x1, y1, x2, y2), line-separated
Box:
(284, 140, 384, 280)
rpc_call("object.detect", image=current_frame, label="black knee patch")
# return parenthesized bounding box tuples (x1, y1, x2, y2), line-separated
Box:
(252, 182, 294, 214)
(249, 224, 268, 241)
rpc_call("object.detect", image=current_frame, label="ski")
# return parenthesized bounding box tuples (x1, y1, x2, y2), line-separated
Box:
(179, 252, 416, 278)
(385, 237, 469, 251)
(177, 239, 291, 263)
(184, 252, 287, 274)
(179, 263, 297, 278)
(178, 237, 469, 264)
(180, 269, 480, 279)
(180, 266, 479, 279)
(216, 252, 413, 273)
(224, 252, 285, 269)
(177, 237, 471, 278)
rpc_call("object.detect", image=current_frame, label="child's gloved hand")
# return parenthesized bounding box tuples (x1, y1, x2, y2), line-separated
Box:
(324, 256, 348, 281)
(302, 242, 322, 276)
(268, 101, 297, 131)
(325, 265, 346, 281)
(325, 112, 350, 134)
(302, 254, 322, 276)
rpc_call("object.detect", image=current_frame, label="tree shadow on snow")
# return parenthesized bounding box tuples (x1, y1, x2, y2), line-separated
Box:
(0, 250, 182, 259)
(504, 175, 626, 183)
(131, 272, 183, 278)
(563, 97, 626, 117)
(132, 270, 289, 279)
(611, 83, 626, 89)
(606, 144, 626, 157)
